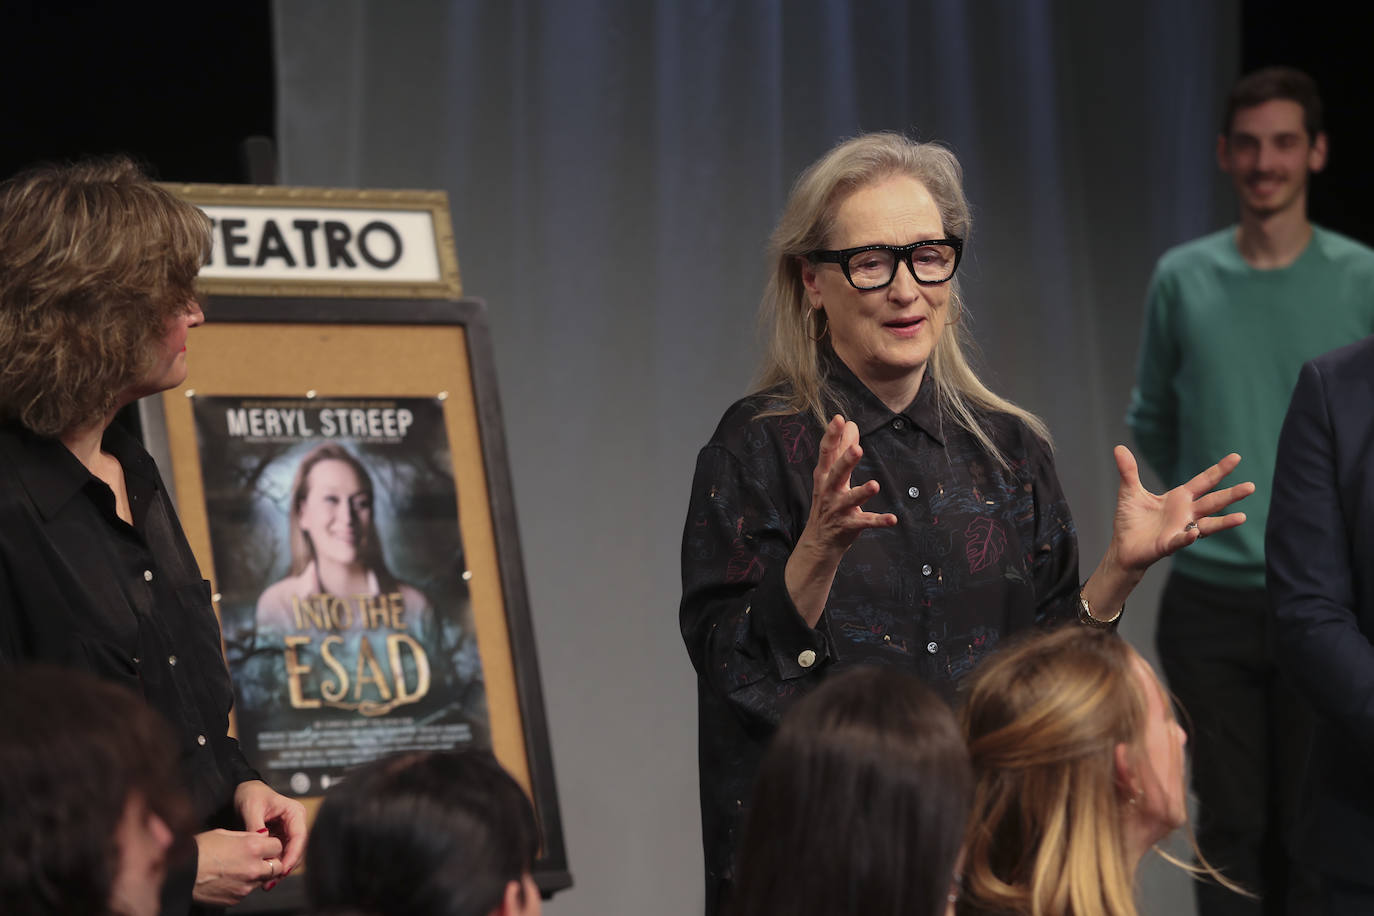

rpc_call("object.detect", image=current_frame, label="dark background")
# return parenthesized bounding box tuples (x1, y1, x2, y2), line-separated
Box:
(0, 1, 275, 183)
(1241, 2, 1374, 243)
(2, 2, 1371, 243)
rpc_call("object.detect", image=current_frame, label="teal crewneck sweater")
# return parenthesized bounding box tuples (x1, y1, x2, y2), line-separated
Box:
(1129, 225, 1374, 588)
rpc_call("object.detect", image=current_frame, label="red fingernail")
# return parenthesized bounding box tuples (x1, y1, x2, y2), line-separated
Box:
(257, 828, 269, 834)
(265, 880, 278, 891)
(284, 867, 293, 877)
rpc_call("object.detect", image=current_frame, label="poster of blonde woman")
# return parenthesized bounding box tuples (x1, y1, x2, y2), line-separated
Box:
(193, 395, 488, 797)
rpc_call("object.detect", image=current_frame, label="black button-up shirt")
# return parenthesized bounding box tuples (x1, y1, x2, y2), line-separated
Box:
(0, 420, 260, 913)
(680, 357, 1079, 905)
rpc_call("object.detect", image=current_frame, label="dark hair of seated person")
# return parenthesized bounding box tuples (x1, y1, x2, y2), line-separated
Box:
(726, 665, 973, 916)
(307, 748, 541, 916)
(0, 664, 190, 916)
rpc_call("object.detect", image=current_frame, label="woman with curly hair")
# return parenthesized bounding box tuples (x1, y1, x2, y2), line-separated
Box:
(0, 157, 306, 913)
(959, 626, 1239, 916)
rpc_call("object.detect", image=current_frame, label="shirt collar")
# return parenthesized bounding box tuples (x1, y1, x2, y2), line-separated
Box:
(2, 420, 159, 522)
(102, 420, 160, 489)
(821, 349, 945, 445)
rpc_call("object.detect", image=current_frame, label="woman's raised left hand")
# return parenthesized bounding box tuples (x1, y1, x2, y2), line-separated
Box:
(1109, 445, 1254, 572)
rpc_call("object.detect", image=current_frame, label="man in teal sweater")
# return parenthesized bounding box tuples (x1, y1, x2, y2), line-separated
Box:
(1129, 67, 1374, 916)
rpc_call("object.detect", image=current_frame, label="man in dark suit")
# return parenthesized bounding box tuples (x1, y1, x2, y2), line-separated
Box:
(1267, 333, 1374, 915)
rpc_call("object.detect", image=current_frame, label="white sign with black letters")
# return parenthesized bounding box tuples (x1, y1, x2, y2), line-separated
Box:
(165, 184, 462, 298)
(198, 206, 441, 282)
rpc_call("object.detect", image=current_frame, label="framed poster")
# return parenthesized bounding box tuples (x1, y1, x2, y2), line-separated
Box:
(140, 296, 570, 902)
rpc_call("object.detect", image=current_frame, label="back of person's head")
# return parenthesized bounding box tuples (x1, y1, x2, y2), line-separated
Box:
(307, 749, 541, 916)
(0, 155, 211, 437)
(0, 665, 188, 916)
(728, 665, 972, 916)
(1223, 66, 1323, 139)
(960, 627, 1174, 916)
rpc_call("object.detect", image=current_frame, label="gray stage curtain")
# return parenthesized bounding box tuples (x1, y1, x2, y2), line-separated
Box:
(274, 3, 1238, 912)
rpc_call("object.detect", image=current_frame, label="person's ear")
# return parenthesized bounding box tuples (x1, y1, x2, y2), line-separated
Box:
(1113, 741, 1139, 802)
(488, 879, 524, 916)
(1215, 133, 1231, 174)
(1308, 131, 1329, 174)
(800, 256, 824, 310)
(489, 877, 540, 916)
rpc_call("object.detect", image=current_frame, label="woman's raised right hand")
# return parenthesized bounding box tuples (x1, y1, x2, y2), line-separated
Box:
(785, 415, 897, 627)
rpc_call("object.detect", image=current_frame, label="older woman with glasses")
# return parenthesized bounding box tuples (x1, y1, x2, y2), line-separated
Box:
(679, 131, 1254, 913)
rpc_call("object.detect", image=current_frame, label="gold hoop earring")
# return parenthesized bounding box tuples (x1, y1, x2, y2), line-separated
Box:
(808, 307, 829, 343)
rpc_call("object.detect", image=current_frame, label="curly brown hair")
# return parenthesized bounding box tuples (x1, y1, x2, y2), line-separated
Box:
(0, 156, 210, 437)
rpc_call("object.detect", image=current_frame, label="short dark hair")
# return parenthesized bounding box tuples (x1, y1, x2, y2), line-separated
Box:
(726, 666, 972, 916)
(0, 156, 210, 437)
(0, 665, 189, 916)
(1223, 66, 1324, 139)
(306, 749, 541, 916)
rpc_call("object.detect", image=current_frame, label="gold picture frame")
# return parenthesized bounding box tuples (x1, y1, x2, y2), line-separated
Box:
(139, 296, 569, 906)
(164, 183, 463, 299)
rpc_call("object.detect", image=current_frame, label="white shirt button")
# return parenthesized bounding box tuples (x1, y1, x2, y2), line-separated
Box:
(143, 570, 153, 582)
(907, 486, 920, 498)
(168, 655, 177, 667)
(922, 564, 933, 576)
(798, 649, 817, 668)
(882, 634, 892, 644)
(891, 418, 905, 430)
(196, 735, 207, 746)
(926, 641, 939, 654)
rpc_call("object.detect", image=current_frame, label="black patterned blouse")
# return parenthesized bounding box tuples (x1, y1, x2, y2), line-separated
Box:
(679, 354, 1079, 908)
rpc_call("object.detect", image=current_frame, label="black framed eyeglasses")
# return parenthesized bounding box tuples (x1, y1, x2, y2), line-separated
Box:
(807, 238, 964, 290)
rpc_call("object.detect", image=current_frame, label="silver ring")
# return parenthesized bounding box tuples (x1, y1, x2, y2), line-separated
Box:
(1183, 521, 1199, 533)
(268, 859, 278, 878)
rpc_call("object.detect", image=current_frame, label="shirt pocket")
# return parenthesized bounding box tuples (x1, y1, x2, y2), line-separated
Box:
(176, 577, 214, 609)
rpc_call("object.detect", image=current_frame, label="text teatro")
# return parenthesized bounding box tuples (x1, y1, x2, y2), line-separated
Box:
(209, 216, 403, 270)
